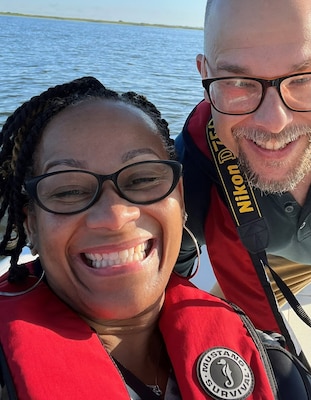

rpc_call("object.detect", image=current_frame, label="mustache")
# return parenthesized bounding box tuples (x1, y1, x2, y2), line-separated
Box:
(233, 125, 311, 143)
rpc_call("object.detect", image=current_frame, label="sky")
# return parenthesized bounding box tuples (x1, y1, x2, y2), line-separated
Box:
(0, 0, 206, 28)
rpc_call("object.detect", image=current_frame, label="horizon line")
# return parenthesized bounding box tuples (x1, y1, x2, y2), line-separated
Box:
(0, 11, 203, 30)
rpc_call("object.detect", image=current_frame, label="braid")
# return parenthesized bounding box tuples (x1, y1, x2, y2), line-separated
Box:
(121, 91, 175, 159)
(0, 76, 174, 282)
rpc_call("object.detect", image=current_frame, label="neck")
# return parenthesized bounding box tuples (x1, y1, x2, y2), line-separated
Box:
(99, 320, 159, 360)
(81, 296, 169, 391)
(84, 296, 163, 348)
(98, 324, 170, 394)
(83, 306, 170, 391)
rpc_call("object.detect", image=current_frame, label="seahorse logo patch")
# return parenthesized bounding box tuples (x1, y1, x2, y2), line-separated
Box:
(196, 347, 255, 400)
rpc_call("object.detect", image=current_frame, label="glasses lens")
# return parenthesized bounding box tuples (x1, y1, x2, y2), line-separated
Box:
(207, 78, 262, 115)
(281, 74, 311, 111)
(36, 171, 98, 213)
(30, 161, 181, 214)
(117, 161, 177, 204)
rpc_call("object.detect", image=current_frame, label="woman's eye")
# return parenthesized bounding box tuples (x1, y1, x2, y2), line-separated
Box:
(121, 174, 163, 191)
(47, 187, 92, 202)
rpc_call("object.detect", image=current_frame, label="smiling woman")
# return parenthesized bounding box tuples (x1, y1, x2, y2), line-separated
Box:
(0, 76, 280, 399)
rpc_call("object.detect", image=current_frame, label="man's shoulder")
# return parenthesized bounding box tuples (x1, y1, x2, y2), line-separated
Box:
(176, 100, 213, 163)
(184, 100, 212, 138)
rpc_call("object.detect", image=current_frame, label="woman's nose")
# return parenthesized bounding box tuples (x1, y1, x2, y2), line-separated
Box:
(84, 184, 140, 230)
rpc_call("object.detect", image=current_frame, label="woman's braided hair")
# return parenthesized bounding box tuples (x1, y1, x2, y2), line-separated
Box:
(0, 76, 175, 282)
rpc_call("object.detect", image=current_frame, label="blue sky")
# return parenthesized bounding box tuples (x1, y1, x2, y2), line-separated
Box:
(0, 0, 206, 28)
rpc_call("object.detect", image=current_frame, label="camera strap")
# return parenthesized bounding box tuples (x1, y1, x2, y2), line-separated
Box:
(0, 344, 18, 400)
(205, 118, 311, 330)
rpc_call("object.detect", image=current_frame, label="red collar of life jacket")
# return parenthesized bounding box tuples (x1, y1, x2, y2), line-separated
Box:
(0, 271, 275, 399)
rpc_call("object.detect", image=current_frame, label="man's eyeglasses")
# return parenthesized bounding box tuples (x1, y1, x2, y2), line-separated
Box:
(202, 72, 311, 115)
(24, 160, 182, 215)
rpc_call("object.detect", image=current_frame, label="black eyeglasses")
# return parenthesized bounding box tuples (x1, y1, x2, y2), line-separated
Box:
(24, 160, 182, 215)
(202, 72, 311, 115)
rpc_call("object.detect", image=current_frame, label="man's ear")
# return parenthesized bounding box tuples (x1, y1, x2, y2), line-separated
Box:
(196, 54, 210, 103)
(196, 54, 208, 78)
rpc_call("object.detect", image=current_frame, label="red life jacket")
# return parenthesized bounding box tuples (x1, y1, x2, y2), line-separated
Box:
(0, 269, 276, 399)
(178, 100, 296, 350)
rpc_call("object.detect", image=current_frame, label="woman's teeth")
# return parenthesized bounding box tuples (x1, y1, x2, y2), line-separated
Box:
(85, 242, 148, 268)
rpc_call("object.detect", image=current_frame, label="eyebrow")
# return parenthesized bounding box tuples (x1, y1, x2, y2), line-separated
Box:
(216, 63, 251, 75)
(44, 159, 87, 171)
(44, 149, 160, 171)
(216, 59, 311, 76)
(121, 148, 160, 163)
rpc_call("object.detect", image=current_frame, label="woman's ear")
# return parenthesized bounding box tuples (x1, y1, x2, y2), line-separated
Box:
(23, 206, 38, 256)
(176, 178, 185, 222)
(177, 177, 184, 200)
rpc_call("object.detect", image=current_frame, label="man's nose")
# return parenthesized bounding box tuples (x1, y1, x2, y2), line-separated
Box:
(252, 86, 293, 133)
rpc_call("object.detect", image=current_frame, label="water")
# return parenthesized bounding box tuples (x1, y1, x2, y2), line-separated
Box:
(1, 16, 311, 361)
(0, 14, 214, 291)
(0, 15, 204, 136)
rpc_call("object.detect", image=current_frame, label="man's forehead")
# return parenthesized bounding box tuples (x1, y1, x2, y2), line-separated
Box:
(205, 0, 311, 77)
(206, 43, 311, 79)
(206, 0, 311, 37)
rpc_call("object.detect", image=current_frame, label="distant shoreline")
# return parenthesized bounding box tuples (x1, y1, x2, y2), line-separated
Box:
(0, 11, 203, 30)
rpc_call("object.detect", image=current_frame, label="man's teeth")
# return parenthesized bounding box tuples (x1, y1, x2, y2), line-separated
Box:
(85, 243, 148, 268)
(254, 139, 288, 150)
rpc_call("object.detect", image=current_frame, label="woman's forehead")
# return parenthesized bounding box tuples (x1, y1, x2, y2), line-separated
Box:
(40, 99, 157, 145)
(50, 98, 155, 128)
(34, 99, 166, 173)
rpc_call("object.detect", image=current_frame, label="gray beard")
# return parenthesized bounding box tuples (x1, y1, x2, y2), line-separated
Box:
(233, 126, 311, 194)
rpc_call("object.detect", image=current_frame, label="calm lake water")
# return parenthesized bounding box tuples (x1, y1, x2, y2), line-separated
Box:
(0, 14, 215, 292)
(0, 15, 204, 135)
(1, 16, 311, 361)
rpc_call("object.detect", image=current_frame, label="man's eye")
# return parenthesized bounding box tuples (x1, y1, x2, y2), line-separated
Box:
(220, 80, 255, 90)
(233, 80, 256, 89)
(289, 77, 311, 86)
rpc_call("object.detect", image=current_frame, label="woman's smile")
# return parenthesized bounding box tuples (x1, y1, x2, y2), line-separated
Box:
(84, 239, 153, 269)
